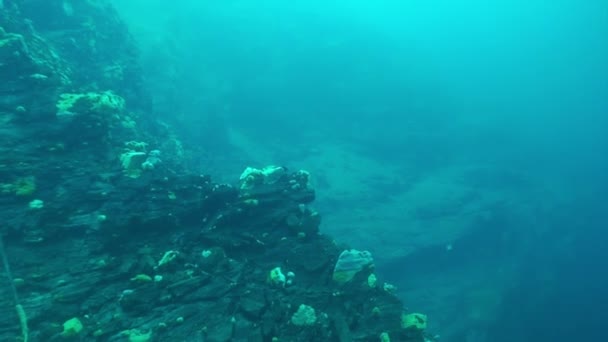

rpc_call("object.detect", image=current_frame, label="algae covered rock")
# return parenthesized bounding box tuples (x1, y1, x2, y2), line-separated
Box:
(402, 312, 428, 330)
(60, 317, 83, 337)
(239, 165, 287, 190)
(53, 90, 135, 145)
(56, 91, 125, 117)
(332, 249, 375, 284)
(290, 304, 317, 326)
(119, 141, 162, 178)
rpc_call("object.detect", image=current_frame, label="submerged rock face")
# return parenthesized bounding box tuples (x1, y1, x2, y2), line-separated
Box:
(0, 2, 431, 341)
(1, 165, 424, 341)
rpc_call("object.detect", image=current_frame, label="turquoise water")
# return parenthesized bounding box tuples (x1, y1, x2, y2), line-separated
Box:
(115, 1, 608, 340)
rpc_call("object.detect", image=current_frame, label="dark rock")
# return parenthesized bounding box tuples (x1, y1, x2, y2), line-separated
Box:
(239, 290, 267, 320)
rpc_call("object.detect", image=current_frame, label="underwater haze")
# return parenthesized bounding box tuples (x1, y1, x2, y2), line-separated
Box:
(1, 0, 605, 340)
(112, 0, 608, 340)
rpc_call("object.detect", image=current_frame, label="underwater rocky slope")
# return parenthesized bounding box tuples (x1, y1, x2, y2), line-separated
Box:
(1, 1, 431, 341)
